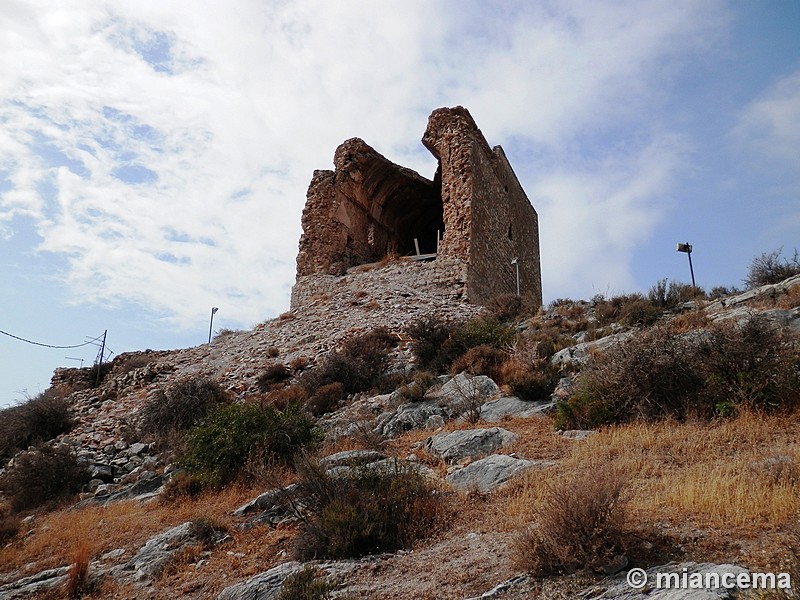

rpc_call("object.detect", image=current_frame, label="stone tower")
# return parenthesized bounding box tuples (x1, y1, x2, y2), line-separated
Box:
(292, 106, 541, 309)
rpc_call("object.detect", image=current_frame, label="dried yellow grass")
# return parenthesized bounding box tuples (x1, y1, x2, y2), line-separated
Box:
(505, 410, 800, 534)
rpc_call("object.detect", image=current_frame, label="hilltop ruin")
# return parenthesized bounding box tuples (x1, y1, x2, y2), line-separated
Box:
(292, 106, 542, 308)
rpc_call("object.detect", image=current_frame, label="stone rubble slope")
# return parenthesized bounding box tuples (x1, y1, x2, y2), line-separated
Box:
(2, 272, 799, 598)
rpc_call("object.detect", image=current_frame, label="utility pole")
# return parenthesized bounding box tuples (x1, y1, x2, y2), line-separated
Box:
(208, 307, 219, 343)
(94, 330, 107, 386)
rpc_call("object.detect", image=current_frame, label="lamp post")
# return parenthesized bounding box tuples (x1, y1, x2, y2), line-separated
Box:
(510, 257, 520, 296)
(208, 307, 219, 343)
(676, 243, 696, 287)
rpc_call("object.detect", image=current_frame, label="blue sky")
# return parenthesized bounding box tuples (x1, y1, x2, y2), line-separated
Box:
(1, 1, 798, 407)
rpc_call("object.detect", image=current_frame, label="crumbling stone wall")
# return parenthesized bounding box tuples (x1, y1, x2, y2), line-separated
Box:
(292, 106, 541, 309)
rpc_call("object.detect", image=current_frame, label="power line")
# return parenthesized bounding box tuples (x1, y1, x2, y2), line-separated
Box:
(0, 329, 105, 350)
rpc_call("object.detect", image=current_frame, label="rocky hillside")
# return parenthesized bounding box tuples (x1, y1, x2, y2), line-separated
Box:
(0, 267, 799, 599)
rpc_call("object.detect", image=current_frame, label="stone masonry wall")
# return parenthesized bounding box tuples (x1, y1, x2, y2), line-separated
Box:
(292, 106, 541, 310)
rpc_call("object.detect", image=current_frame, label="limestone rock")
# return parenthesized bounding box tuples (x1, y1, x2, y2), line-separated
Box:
(434, 373, 500, 407)
(479, 397, 552, 422)
(425, 427, 517, 464)
(376, 400, 451, 437)
(118, 521, 196, 582)
(551, 331, 634, 368)
(586, 562, 751, 599)
(216, 561, 306, 600)
(0, 566, 70, 599)
(446, 454, 548, 492)
(319, 449, 386, 468)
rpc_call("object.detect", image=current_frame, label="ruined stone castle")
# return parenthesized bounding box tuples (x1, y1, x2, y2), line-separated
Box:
(291, 106, 541, 309)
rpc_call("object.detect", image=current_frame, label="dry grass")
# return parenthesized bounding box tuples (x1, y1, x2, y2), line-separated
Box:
(504, 410, 800, 570)
(64, 539, 91, 598)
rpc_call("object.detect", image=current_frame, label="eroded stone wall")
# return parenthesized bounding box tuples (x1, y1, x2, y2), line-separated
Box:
(292, 106, 541, 310)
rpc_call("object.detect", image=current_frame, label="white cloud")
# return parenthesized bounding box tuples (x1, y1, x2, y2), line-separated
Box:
(533, 133, 688, 301)
(0, 0, 730, 327)
(732, 69, 800, 169)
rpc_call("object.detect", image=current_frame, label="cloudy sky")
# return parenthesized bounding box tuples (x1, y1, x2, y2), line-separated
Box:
(1, 0, 798, 406)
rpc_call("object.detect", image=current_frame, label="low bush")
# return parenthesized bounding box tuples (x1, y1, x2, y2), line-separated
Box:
(485, 293, 523, 322)
(745, 248, 800, 289)
(699, 317, 800, 415)
(0, 511, 20, 543)
(647, 279, 704, 309)
(514, 467, 631, 575)
(1, 444, 91, 512)
(556, 316, 800, 428)
(408, 316, 517, 375)
(266, 385, 309, 410)
(499, 358, 559, 402)
(306, 382, 344, 417)
(302, 327, 397, 396)
(293, 459, 444, 560)
(0, 389, 74, 460)
(555, 324, 702, 429)
(160, 471, 205, 503)
(277, 566, 336, 600)
(138, 376, 230, 442)
(257, 363, 292, 392)
(405, 315, 459, 373)
(398, 371, 438, 402)
(182, 402, 319, 487)
(189, 516, 228, 550)
(451, 344, 506, 381)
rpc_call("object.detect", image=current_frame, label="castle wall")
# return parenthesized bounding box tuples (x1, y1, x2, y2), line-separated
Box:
(292, 106, 542, 311)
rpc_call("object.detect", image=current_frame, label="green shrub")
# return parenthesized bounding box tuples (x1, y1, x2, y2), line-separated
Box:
(138, 376, 230, 441)
(293, 459, 443, 560)
(0, 389, 74, 460)
(182, 402, 319, 487)
(745, 248, 800, 288)
(277, 567, 336, 600)
(1, 444, 91, 512)
(448, 318, 516, 353)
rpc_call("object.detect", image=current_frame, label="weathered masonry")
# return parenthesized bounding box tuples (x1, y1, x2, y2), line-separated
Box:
(291, 106, 541, 309)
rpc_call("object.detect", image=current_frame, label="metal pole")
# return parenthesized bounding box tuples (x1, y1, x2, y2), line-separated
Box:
(687, 249, 696, 287)
(208, 307, 219, 343)
(95, 330, 107, 386)
(511, 258, 520, 296)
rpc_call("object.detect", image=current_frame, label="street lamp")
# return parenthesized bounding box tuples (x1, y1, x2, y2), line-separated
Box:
(676, 243, 696, 287)
(510, 257, 520, 296)
(208, 307, 219, 343)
